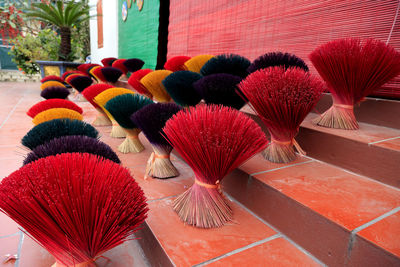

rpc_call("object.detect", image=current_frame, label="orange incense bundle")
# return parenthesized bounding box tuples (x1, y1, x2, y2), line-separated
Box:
(163, 105, 268, 228)
(82, 84, 114, 126)
(183, 54, 214, 73)
(0, 153, 148, 267)
(164, 56, 191, 71)
(32, 108, 83, 125)
(128, 69, 153, 98)
(309, 38, 400, 130)
(140, 70, 172, 102)
(239, 67, 325, 163)
(27, 99, 82, 118)
(40, 80, 66, 90)
(94, 88, 134, 138)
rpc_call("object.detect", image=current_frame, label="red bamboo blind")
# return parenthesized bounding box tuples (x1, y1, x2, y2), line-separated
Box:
(168, 0, 400, 98)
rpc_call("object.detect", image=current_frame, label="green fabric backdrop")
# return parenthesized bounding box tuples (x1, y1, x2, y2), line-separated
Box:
(118, 0, 160, 70)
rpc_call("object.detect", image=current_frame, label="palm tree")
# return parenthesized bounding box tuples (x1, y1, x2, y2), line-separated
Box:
(25, 1, 90, 61)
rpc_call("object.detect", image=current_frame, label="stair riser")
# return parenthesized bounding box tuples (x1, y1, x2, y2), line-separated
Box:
(314, 94, 400, 130)
(223, 169, 400, 266)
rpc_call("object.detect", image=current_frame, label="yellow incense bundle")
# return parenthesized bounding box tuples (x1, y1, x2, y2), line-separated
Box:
(140, 70, 172, 102)
(183, 55, 214, 73)
(32, 108, 83, 125)
(40, 81, 66, 90)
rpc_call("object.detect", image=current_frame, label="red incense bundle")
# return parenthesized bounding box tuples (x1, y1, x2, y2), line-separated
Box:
(27, 99, 82, 118)
(112, 59, 128, 80)
(0, 153, 148, 267)
(164, 56, 191, 72)
(77, 63, 100, 73)
(239, 67, 325, 163)
(82, 84, 114, 126)
(41, 75, 64, 84)
(101, 57, 117, 67)
(89, 66, 105, 82)
(128, 69, 153, 98)
(163, 105, 268, 228)
(62, 70, 87, 81)
(309, 38, 400, 130)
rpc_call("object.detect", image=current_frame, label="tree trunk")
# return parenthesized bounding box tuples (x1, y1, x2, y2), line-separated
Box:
(59, 26, 71, 61)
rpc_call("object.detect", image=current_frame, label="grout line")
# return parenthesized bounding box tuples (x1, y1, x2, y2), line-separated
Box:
(226, 193, 327, 267)
(352, 206, 400, 234)
(249, 159, 314, 176)
(0, 97, 24, 129)
(15, 231, 24, 267)
(368, 136, 400, 145)
(147, 195, 178, 203)
(0, 231, 20, 239)
(193, 234, 282, 267)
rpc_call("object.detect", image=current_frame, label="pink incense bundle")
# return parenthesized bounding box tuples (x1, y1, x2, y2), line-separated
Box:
(163, 105, 268, 228)
(128, 69, 153, 98)
(82, 84, 114, 126)
(239, 67, 325, 163)
(27, 99, 83, 118)
(309, 38, 400, 130)
(0, 153, 148, 267)
(164, 56, 191, 71)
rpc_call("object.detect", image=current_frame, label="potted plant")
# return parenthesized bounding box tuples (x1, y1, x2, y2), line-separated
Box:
(25, 0, 91, 78)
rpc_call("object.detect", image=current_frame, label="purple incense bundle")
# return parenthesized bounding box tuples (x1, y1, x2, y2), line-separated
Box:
(247, 52, 309, 74)
(24, 135, 120, 165)
(131, 103, 181, 179)
(123, 58, 145, 73)
(101, 67, 123, 83)
(40, 87, 70, 100)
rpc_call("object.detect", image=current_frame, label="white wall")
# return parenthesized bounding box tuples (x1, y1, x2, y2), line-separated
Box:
(89, 0, 118, 64)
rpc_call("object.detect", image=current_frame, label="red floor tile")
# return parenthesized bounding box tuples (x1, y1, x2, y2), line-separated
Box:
(208, 237, 320, 267)
(253, 161, 400, 230)
(18, 235, 55, 267)
(358, 211, 400, 257)
(0, 145, 24, 160)
(0, 158, 23, 179)
(146, 198, 276, 266)
(0, 213, 19, 237)
(372, 137, 400, 151)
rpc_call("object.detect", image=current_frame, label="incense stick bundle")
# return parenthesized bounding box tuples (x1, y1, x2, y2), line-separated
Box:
(94, 88, 134, 138)
(194, 73, 244, 110)
(163, 104, 268, 228)
(22, 118, 98, 150)
(239, 67, 325, 163)
(41, 75, 64, 83)
(101, 57, 117, 67)
(101, 67, 123, 83)
(123, 58, 145, 73)
(40, 80, 66, 90)
(24, 135, 120, 165)
(27, 99, 82, 118)
(183, 55, 214, 73)
(32, 108, 83, 125)
(112, 59, 129, 80)
(41, 87, 70, 100)
(82, 84, 114, 126)
(162, 71, 202, 106)
(77, 63, 100, 73)
(247, 52, 309, 74)
(128, 69, 153, 98)
(0, 153, 148, 267)
(69, 76, 93, 102)
(200, 53, 250, 78)
(140, 70, 172, 102)
(309, 38, 400, 130)
(131, 103, 181, 179)
(89, 66, 105, 83)
(61, 70, 87, 80)
(164, 56, 191, 72)
(104, 94, 153, 153)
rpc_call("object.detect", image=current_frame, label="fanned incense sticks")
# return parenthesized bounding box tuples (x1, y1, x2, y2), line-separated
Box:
(128, 69, 153, 98)
(247, 52, 309, 74)
(162, 71, 202, 106)
(22, 119, 98, 150)
(94, 88, 134, 138)
(123, 58, 145, 73)
(27, 99, 82, 118)
(239, 67, 325, 163)
(40, 80, 66, 90)
(101, 57, 117, 67)
(194, 73, 244, 110)
(101, 67, 123, 83)
(131, 103, 181, 179)
(200, 53, 250, 78)
(164, 56, 191, 72)
(24, 135, 120, 165)
(41, 75, 64, 83)
(140, 70, 172, 102)
(32, 108, 83, 125)
(309, 38, 400, 130)
(41, 87, 70, 100)
(183, 55, 214, 73)
(163, 104, 268, 228)
(0, 153, 147, 267)
(82, 84, 114, 126)
(105, 94, 153, 153)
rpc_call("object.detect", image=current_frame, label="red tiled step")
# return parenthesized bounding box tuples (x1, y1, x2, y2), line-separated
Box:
(223, 153, 400, 266)
(243, 107, 400, 189)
